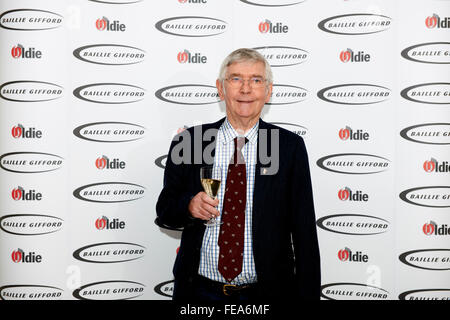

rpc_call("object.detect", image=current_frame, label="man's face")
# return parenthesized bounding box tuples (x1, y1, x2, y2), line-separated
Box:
(216, 60, 272, 124)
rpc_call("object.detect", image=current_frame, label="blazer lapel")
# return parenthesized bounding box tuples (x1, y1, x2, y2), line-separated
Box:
(252, 118, 273, 247)
(200, 117, 224, 165)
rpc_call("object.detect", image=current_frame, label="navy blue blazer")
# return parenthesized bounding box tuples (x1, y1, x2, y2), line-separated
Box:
(156, 117, 320, 300)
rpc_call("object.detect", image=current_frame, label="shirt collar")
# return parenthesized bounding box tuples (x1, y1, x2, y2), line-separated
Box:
(219, 117, 259, 145)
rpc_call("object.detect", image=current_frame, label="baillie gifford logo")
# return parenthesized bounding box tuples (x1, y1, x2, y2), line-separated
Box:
(317, 83, 391, 105)
(337, 247, 369, 262)
(321, 283, 388, 300)
(11, 124, 42, 139)
(95, 17, 126, 32)
(0, 151, 63, 174)
(339, 48, 370, 63)
(154, 280, 174, 298)
(95, 216, 125, 230)
(258, 19, 289, 33)
(339, 126, 369, 141)
(316, 153, 391, 175)
(425, 14, 450, 29)
(338, 187, 368, 202)
(253, 46, 309, 67)
(0, 9, 63, 31)
(11, 44, 42, 59)
(318, 13, 391, 35)
(400, 123, 450, 145)
(95, 155, 126, 170)
(423, 221, 450, 236)
(11, 248, 42, 263)
(73, 280, 145, 300)
(155, 16, 228, 37)
(177, 49, 207, 64)
(423, 158, 450, 173)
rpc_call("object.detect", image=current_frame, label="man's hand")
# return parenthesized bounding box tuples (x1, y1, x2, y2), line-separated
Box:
(188, 192, 220, 221)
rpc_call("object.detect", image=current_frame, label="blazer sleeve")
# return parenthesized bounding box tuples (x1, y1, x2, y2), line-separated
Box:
(156, 138, 197, 229)
(290, 136, 321, 300)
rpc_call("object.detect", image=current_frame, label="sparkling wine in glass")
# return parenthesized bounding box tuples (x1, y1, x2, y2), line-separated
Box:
(200, 165, 222, 227)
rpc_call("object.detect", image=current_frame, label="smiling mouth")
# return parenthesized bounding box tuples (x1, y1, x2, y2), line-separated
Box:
(237, 100, 254, 103)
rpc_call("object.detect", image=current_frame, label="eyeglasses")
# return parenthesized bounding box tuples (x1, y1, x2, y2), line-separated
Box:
(225, 76, 267, 88)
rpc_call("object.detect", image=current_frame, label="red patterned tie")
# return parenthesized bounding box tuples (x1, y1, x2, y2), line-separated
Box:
(218, 137, 247, 283)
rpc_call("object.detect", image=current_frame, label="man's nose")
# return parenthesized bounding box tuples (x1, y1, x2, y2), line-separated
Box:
(239, 80, 252, 93)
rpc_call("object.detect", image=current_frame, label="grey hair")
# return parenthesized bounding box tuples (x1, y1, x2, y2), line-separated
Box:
(218, 48, 273, 84)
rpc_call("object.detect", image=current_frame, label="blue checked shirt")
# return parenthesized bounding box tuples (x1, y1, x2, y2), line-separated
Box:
(198, 118, 258, 285)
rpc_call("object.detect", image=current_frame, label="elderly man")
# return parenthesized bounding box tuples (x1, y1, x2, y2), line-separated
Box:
(156, 48, 320, 302)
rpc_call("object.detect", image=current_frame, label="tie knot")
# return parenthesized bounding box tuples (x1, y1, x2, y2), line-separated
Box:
(234, 137, 248, 152)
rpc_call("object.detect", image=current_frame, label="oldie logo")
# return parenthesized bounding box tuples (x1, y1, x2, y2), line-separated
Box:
(73, 121, 146, 143)
(11, 248, 42, 263)
(11, 44, 42, 59)
(73, 44, 145, 65)
(11, 124, 42, 139)
(317, 84, 391, 105)
(11, 186, 42, 201)
(240, 0, 305, 7)
(337, 247, 369, 262)
(399, 186, 450, 208)
(0, 152, 63, 173)
(338, 126, 369, 141)
(95, 216, 125, 230)
(155, 84, 219, 105)
(73, 83, 145, 104)
(401, 42, 450, 64)
(73, 280, 145, 300)
(338, 187, 368, 202)
(73, 182, 145, 203)
(267, 84, 308, 105)
(316, 214, 389, 235)
(425, 14, 450, 29)
(339, 48, 370, 63)
(399, 289, 450, 300)
(154, 280, 174, 298)
(73, 242, 145, 263)
(399, 249, 450, 271)
(316, 153, 391, 174)
(400, 82, 450, 104)
(400, 123, 450, 145)
(95, 16, 125, 32)
(177, 49, 207, 64)
(0, 214, 63, 236)
(321, 283, 389, 300)
(422, 221, 450, 236)
(155, 16, 228, 37)
(269, 122, 307, 137)
(318, 13, 391, 35)
(258, 19, 288, 33)
(423, 158, 449, 173)
(0, 9, 63, 31)
(253, 46, 308, 67)
(0, 80, 63, 102)
(0, 285, 63, 300)
(95, 155, 126, 170)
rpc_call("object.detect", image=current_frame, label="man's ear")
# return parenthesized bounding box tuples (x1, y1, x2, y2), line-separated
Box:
(216, 79, 225, 101)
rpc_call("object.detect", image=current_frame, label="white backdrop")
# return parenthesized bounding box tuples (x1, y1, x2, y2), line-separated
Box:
(0, 0, 449, 300)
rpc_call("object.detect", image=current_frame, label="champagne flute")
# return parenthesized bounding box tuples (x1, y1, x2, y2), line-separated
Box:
(200, 165, 222, 227)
